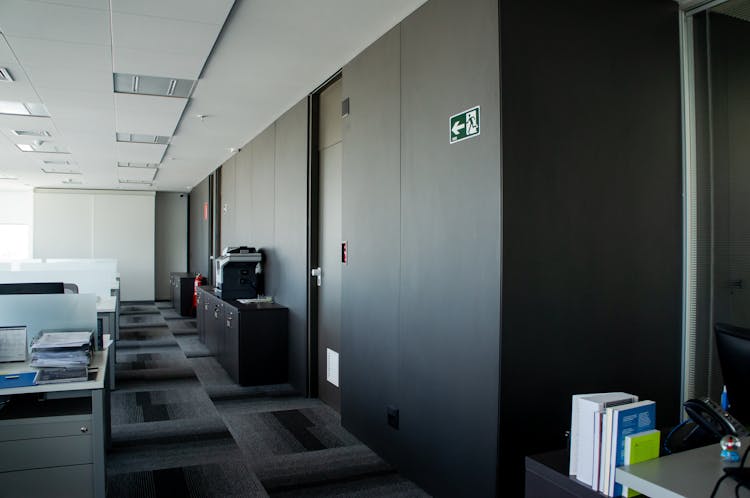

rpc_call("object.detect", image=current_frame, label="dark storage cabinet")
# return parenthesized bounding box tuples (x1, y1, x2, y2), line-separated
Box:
(170, 272, 196, 317)
(197, 287, 288, 386)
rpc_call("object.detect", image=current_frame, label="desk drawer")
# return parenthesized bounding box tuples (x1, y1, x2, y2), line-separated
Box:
(0, 463, 93, 498)
(0, 434, 92, 472)
(0, 414, 92, 441)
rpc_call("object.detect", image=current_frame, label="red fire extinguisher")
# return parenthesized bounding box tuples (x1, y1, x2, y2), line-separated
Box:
(193, 273, 206, 311)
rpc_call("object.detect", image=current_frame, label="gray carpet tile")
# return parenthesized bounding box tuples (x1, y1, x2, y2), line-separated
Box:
(108, 459, 269, 498)
(111, 387, 218, 424)
(120, 304, 161, 315)
(121, 313, 168, 329)
(160, 308, 185, 320)
(174, 335, 211, 358)
(254, 445, 395, 491)
(269, 473, 429, 498)
(110, 302, 429, 497)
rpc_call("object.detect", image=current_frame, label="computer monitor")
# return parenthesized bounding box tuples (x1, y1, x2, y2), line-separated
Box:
(714, 323, 750, 425)
(0, 282, 65, 295)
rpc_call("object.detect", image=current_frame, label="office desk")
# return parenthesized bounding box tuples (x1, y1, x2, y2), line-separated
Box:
(616, 439, 750, 498)
(0, 349, 109, 498)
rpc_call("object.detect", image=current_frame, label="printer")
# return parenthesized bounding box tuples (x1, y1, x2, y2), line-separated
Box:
(214, 246, 264, 299)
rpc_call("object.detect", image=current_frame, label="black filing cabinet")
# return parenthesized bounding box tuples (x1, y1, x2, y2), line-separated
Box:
(197, 287, 288, 386)
(170, 272, 196, 317)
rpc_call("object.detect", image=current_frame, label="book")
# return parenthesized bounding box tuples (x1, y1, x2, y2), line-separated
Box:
(569, 393, 638, 487)
(622, 429, 660, 497)
(605, 400, 656, 497)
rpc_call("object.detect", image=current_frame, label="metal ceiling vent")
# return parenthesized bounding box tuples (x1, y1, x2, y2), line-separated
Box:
(0, 68, 14, 82)
(42, 167, 81, 175)
(12, 130, 52, 137)
(113, 73, 194, 98)
(116, 133, 170, 145)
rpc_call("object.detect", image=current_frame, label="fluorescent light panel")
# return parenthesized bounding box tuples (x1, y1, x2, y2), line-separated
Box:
(13, 130, 52, 137)
(117, 161, 157, 168)
(116, 132, 170, 145)
(43, 159, 75, 165)
(113, 73, 194, 98)
(0, 101, 50, 117)
(16, 142, 69, 153)
(0, 68, 13, 82)
(42, 167, 81, 175)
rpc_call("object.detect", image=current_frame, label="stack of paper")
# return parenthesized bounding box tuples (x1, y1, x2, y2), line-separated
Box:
(30, 331, 93, 383)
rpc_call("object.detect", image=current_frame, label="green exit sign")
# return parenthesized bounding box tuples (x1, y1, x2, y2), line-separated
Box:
(449, 106, 480, 144)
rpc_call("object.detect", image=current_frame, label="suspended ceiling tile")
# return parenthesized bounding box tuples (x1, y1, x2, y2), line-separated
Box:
(114, 93, 187, 137)
(111, 12, 221, 56)
(116, 142, 167, 164)
(118, 166, 157, 182)
(0, 114, 55, 132)
(37, 0, 109, 9)
(0, 0, 111, 46)
(112, 47, 204, 81)
(9, 38, 113, 93)
(111, 0, 235, 25)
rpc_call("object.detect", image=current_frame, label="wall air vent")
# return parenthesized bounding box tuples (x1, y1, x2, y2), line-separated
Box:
(116, 133, 170, 145)
(0, 68, 14, 82)
(113, 73, 194, 98)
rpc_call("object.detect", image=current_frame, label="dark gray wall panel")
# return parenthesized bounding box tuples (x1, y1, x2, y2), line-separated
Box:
(155, 192, 188, 300)
(273, 98, 309, 392)
(220, 156, 237, 249)
(189, 177, 211, 279)
(234, 145, 254, 244)
(399, 0, 500, 495)
(500, 0, 682, 492)
(250, 125, 276, 249)
(340, 26, 401, 459)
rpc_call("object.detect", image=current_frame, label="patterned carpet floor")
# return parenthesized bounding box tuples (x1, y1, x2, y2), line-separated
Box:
(107, 301, 428, 497)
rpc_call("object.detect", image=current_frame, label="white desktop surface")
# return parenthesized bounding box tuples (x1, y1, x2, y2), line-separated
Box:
(616, 439, 750, 498)
(96, 296, 117, 313)
(0, 347, 108, 395)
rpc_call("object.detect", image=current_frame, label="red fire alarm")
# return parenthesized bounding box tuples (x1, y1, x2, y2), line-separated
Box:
(341, 241, 348, 264)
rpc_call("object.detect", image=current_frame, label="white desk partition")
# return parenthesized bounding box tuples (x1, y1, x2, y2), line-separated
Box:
(0, 258, 119, 302)
(0, 293, 97, 350)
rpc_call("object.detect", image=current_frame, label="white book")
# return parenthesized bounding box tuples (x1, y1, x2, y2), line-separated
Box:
(570, 393, 637, 488)
(592, 410, 603, 490)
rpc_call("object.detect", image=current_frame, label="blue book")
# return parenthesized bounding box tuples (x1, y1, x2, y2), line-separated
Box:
(0, 371, 37, 389)
(608, 400, 656, 496)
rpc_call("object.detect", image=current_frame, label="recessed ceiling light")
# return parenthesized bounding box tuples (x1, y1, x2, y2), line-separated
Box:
(113, 73, 194, 98)
(42, 167, 81, 175)
(12, 130, 52, 137)
(0, 68, 14, 82)
(118, 179, 153, 186)
(117, 161, 157, 168)
(116, 132, 170, 145)
(16, 142, 69, 153)
(0, 101, 50, 117)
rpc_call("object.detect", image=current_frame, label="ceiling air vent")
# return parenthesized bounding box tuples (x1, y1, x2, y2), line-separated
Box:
(16, 142, 69, 153)
(0, 101, 50, 117)
(0, 68, 14, 82)
(113, 73, 194, 98)
(116, 133, 170, 145)
(117, 161, 157, 168)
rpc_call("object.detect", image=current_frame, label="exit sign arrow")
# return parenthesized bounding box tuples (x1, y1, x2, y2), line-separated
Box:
(449, 106, 480, 144)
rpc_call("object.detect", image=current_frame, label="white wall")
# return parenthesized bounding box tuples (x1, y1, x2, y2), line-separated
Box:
(33, 189, 155, 301)
(0, 190, 34, 258)
(155, 192, 188, 300)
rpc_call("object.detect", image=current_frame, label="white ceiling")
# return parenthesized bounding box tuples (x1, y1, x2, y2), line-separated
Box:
(0, 0, 428, 192)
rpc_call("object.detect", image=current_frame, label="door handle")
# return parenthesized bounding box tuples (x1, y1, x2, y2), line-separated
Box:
(311, 267, 322, 287)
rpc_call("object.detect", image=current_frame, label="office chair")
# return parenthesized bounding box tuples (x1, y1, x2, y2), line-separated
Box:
(714, 323, 750, 426)
(62, 283, 79, 294)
